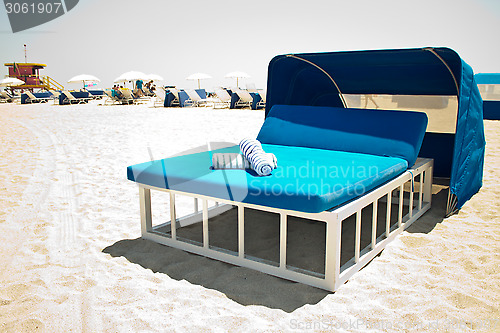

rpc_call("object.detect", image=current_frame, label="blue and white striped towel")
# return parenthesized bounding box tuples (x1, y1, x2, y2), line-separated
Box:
(239, 138, 278, 176)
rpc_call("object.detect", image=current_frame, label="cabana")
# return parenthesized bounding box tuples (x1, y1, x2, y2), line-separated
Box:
(126, 47, 482, 291)
(475, 73, 500, 120)
(127, 49, 445, 291)
(266, 47, 485, 216)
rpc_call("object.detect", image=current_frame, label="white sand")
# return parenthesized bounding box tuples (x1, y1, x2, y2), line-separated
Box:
(0, 102, 498, 332)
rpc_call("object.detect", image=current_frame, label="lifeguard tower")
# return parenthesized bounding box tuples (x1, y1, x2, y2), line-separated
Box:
(4, 62, 64, 92)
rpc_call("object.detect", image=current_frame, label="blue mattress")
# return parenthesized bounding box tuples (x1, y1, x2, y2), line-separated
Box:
(127, 144, 408, 213)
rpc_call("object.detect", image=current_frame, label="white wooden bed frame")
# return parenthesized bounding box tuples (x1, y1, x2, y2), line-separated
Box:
(136, 158, 433, 292)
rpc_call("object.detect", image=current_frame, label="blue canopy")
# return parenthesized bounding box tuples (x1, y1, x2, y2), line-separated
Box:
(474, 73, 500, 120)
(475, 73, 500, 84)
(265, 47, 485, 215)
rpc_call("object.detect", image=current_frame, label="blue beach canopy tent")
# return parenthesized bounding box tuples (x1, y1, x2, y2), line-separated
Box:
(475, 73, 500, 120)
(265, 47, 485, 216)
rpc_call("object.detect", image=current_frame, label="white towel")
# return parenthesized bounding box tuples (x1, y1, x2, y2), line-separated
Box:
(211, 153, 250, 169)
(239, 138, 278, 176)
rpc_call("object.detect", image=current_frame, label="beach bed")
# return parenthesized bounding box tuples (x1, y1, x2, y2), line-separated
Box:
(126, 46, 485, 291)
(127, 105, 432, 291)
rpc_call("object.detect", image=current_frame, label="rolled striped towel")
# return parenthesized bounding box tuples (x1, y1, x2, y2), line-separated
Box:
(239, 137, 262, 156)
(212, 153, 250, 169)
(239, 138, 278, 176)
(264, 152, 278, 169)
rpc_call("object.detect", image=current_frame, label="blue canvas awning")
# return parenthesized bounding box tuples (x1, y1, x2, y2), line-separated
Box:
(475, 73, 500, 84)
(474, 73, 500, 120)
(265, 47, 485, 216)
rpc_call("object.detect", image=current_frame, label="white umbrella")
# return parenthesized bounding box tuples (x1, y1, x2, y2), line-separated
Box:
(145, 74, 164, 82)
(68, 74, 100, 89)
(114, 71, 147, 84)
(225, 71, 250, 88)
(186, 72, 212, 89)
(0, 77, 25, 87)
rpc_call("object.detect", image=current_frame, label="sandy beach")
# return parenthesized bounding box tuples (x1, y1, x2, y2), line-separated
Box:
(0, 102, 498, 332)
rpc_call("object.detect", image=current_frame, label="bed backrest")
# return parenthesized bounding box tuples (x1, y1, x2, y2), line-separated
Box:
(257, 105, 428, 167)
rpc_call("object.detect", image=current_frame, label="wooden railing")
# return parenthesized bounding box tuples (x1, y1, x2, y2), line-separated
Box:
(41, 76, 64, 90)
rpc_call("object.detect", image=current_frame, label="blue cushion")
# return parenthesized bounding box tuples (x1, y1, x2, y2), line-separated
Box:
(257, 105, 427, 167)
(195, 89, 207, 99)
(178, 90, 190, 107)
(127, 144, 407, 213)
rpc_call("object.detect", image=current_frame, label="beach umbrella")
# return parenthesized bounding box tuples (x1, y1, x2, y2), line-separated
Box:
(225, 71, 250, 88)
(68, 74, 100, 89)
(145, 74, 164, 82)
(114, 71, 148, 84)
(0, 77, 25, 87)
(186, 72, 212, 89)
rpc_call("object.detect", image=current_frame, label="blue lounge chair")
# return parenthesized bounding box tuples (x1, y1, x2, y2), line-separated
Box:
(127, 104, 433, 291)
(246, 83, 266, 109)
(185, 89, 213, 107)
(59, 91, 91, 105)
(230, 87, 253, 108)
(213, 88, 232, 108)
(22, 91, 52, 104)
(87, 89, 105, 100)
(162, 88, 180, 107)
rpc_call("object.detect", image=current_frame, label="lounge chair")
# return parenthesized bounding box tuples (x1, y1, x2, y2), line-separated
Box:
(0, 91, 13, 103)
(86, 89, 105, 100)
(46, 90, 61, 104)
(155, 87, 180, 107)
(48, 89, 61, 99)
(2, 91, 20, 103)
(185, 89, 213, 107)
(244, 84, 265, 109)
(10, 91, 21, 103)
(118, 88, 138, 104)
(102, 90, 121, 105)
(231, 87, 253, 108)
(246, 83, 258, 93)
(127, 105, 433, 291)
(143, 86, 155, 97)
(121, 88, 149, 104)
(213, 88, 232, 108)
(256, 90, 266, 108)
(61, 91, 91, 104)
(24, 91, 52, 103)
(178, 90, 191, 107)
(153, 86, 166, 107)
(166, 88, 180, 107)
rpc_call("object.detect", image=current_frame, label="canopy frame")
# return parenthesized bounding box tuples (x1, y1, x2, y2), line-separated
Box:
(265, 47, 485, 216)
(285, 54, 347, 108)
(423, 47, 460, 95)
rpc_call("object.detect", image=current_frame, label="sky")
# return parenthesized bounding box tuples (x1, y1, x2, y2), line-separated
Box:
(1, 0, 500, 91)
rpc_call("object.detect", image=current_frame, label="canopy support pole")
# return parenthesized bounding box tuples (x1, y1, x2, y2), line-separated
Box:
(423, 47, 460, 95)
(445, 190, 458, 217)
(425, 47, 461, 217)
(286, 54, 347, 108)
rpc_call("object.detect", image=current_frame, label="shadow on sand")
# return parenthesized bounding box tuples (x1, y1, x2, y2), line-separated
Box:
(103, 183, 448, 312)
